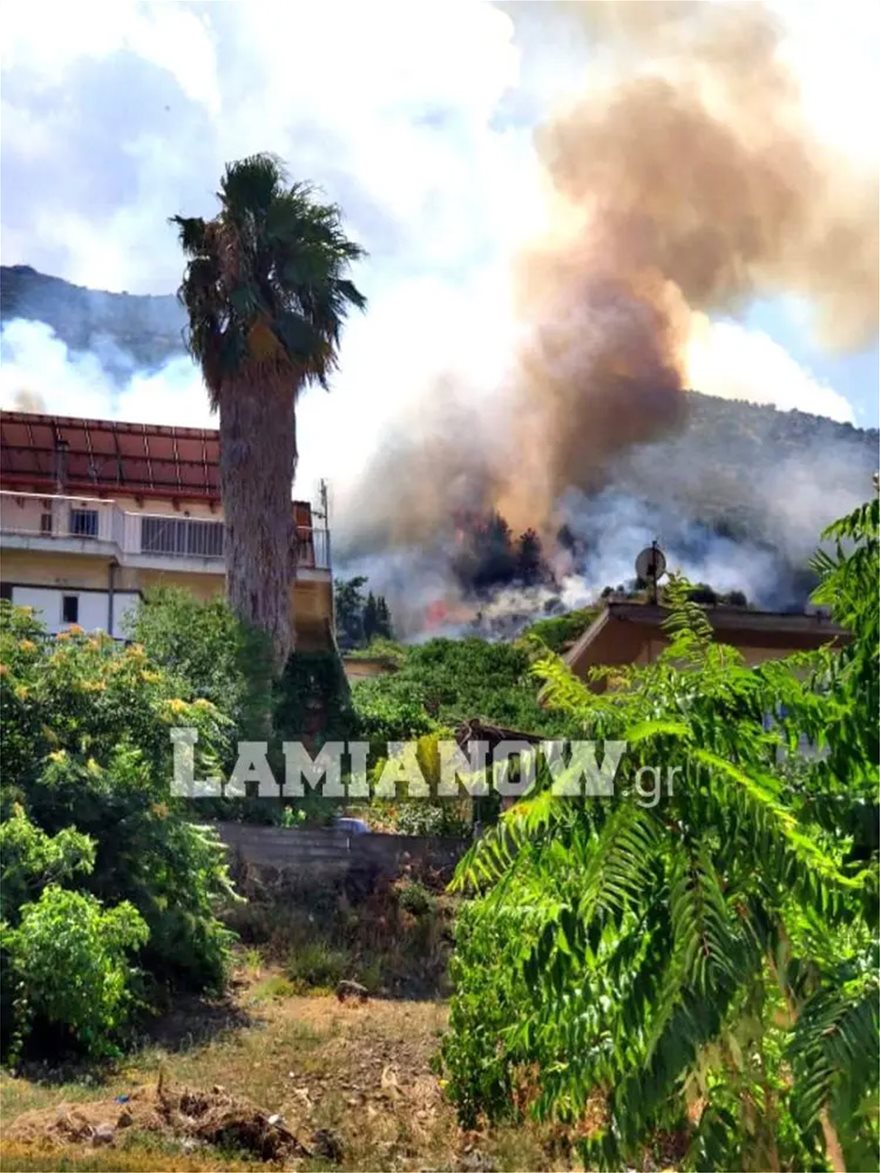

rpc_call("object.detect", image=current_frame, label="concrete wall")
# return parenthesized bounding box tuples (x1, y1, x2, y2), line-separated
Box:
(213, 822, 466, 881)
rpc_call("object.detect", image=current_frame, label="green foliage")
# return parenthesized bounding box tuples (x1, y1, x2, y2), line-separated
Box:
(285, 940, 348, 991)
(2, 886, 148, 1060)
(0, 805, 95, 921)
(335, 576, 394, 650)
(0, 603, 238, 1060)
(352, 636, 566, 740)
(523, 607, 600, 653)
(397, 879, 436, 917)
(443, 900, 540, 1128)
(127, 587, 273, 756)
(345, 636, 407, 666)
(388, 799, 471, 839)
(451, 512, 552, 592)
(171, 154, 365, 403)
(352, 675, 439, 750)
(274, 649, 355, 743)
(442, 501, 879, 1170)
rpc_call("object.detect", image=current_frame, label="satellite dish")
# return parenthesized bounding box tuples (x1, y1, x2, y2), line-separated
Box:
(635, 542, 667, 583)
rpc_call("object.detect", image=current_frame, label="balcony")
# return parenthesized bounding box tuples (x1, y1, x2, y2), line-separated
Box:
(0, 491, 330, 575)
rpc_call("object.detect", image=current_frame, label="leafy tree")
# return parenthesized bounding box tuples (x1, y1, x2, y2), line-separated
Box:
(452, 511, 517, 593)
(523, 606, 600, 653)
(335, 576, 394, 649)
(2, 886, 148, 1061)
(353, 636, 567, 739)
(516, 528, 545, 586)
(443, 498, 879, 1171)
(363, 591, 379, 643)
(0, 603, 238, 1058)
(127, 587, 273, 754)
(172, 154, 365, 669)
(335, 575, 367, 650)
(375, 595, 393, 639)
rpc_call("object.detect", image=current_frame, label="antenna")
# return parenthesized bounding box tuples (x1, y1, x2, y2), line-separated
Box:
(635, 540, 667, 605)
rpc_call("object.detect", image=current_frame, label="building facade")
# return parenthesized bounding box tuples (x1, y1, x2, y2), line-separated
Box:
(0, 410, 334, 649)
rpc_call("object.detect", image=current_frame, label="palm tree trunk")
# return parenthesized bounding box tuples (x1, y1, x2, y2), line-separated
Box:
(217, 375, 297, 672)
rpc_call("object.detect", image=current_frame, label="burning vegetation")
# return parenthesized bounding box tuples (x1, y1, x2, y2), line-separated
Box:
(334, 1, 876, 637)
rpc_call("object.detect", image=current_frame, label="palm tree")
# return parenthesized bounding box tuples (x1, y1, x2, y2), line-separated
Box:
(171, 154, 365, 670)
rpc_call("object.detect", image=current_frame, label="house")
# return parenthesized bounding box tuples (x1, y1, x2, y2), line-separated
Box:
(564, 601, 847, 689)
(341, 654, 398, 684)
(0, 410, 333, 649)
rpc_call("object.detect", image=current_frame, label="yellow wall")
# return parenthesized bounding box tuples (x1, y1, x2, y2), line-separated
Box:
(1, 548, 333, 650)
(1, 549, 115, 590)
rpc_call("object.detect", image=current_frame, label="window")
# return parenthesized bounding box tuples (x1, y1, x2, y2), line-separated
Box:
(0, 583, 12, 601)
(40, 511, 53, 534)
(70, 508, 98, 538)
(62, 595, 79, 623)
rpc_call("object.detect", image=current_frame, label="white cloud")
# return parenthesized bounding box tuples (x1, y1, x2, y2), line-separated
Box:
(685, 315, 855, 423)
(0, 319, 211, 427)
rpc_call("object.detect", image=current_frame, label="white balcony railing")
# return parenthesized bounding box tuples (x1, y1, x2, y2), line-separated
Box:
(0, 491, 330, 572)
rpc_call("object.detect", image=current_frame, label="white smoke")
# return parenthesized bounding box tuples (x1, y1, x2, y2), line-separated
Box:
(0, 319, 210, 427)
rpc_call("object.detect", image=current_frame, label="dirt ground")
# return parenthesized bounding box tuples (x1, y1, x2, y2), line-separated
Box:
(0, 968, 574, 1172)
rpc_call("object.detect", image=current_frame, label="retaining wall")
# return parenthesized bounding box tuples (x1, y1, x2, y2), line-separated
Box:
(212, 822, 467, 881)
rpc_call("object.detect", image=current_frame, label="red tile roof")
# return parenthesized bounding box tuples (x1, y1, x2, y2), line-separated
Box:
(1, 410, 223, 501)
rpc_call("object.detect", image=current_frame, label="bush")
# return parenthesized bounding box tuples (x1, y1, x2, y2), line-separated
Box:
(0, 603, 238, 1059)
(285, 940, 348, 991)
(391, 800, 471, 838)
(523, 607, 599, 653)
(127, 587, 273, 756)
(397, 879, 435, 917)
(2, 886, 148, 1060)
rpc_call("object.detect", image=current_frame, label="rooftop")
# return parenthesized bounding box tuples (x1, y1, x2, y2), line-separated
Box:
(564, 600, 849, 682)
(0, 410, 222, 502)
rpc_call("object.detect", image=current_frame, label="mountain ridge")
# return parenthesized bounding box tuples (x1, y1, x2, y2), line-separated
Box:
(2, 263, 875, 440)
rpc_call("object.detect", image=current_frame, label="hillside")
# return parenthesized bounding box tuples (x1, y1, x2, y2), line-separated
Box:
(1, 263, 186, 372)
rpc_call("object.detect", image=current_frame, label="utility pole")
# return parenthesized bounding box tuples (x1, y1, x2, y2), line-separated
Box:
(317, 478, 337, 645)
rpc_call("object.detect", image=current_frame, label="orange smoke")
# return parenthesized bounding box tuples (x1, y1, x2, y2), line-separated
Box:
(497, 0, 877, 530)
(339, 1, 877, 557)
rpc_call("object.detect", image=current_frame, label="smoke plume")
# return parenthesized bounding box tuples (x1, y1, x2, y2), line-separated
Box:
(501, 0, 875, 520)
(342, 0, 876, 554)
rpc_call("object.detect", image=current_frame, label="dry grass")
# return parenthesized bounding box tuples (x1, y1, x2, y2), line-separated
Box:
(1, 965, 575, 1173)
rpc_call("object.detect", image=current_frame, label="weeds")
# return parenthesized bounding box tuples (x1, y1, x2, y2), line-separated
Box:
(250, 975, 296, 1001)
(285, 943, 348, 993)
(223, 865, 454, 998)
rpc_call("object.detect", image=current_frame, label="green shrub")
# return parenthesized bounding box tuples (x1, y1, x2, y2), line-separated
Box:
(127, 587, 273, 754)
(397, 879, 435, 917)
(3, 885, 148, 1060)
(252, 974, 297, 1001)
(351, 636, 575, 749)
(522, 607, 599, 653)
(285, 940, 348, 990)
(0, 603, 238, 1059)
(391, 800, 471, 838)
